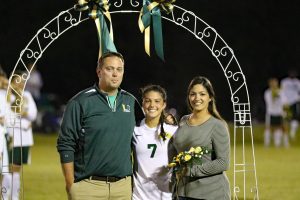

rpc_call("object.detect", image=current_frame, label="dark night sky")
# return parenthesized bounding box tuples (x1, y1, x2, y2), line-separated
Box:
(1, 0, 300, 121)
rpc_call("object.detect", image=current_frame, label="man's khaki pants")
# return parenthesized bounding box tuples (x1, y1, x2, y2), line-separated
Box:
(69, 176, 132, 200)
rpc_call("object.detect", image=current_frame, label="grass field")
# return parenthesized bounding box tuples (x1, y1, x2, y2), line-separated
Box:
(21, 123, 300, 200)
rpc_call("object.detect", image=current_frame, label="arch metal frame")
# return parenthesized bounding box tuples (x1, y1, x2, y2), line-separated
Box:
(4, 1, 259, 199)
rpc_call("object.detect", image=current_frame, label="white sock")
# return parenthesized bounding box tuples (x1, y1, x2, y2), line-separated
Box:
(274, 129, 282, 147)
(264, 129, 271, 147)
(290, 120, 299, 139)
(12, 172, 20, 200)
(283, 134, 290, 148)
(2, 173, 12, 200)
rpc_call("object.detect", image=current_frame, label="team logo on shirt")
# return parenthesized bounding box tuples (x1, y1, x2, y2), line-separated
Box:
(158, 132, 172, 139)
(122, 104, 130, 112)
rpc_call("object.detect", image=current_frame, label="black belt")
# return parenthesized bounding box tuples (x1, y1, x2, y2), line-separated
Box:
(89, 176, 124, 182)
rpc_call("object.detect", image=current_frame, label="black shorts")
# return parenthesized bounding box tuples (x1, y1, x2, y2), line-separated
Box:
(290, 102, 300, 120)
(9, 147, 30, 165)
(270, 116, 283, 126)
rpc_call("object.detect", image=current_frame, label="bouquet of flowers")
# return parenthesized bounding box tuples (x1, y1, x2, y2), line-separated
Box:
(168, 146, 211, 172)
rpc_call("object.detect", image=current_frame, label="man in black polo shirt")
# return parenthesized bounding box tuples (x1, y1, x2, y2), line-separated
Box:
(57, 52, 140, 199)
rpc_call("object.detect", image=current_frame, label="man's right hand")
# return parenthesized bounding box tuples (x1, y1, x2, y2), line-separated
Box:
(61, 162, 75, 194)
(66, 181, 73, 193)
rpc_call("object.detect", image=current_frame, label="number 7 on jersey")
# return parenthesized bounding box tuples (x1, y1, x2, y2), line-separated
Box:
(147, 144, 157, 158)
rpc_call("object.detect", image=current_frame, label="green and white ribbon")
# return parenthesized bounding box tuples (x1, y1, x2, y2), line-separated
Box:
(75, 0, 116, 58)
(138, 0, 176, 61)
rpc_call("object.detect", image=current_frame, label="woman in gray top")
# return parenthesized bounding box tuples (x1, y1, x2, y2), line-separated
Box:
(171, 76, 230, 200)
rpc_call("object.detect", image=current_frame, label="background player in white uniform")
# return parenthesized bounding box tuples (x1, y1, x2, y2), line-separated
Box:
(132, 85, 178, 200)
(281, 69, 300, 139)
(4, 71, 37, 200)
(0, 66, 11, 199)
(264, 77, 289, 147)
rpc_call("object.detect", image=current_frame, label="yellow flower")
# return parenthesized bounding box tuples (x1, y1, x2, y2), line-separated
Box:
(188, 147, 195, 153)
(184, 154, 192, 161)
(168, 162, 177, 168)
(195, 146, 202, 154)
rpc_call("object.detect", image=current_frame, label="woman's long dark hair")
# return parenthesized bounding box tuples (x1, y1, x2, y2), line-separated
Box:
(141, 84, 168, 141)
(186, 76, 224, 121)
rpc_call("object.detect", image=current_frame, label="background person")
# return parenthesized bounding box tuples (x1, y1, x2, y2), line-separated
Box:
(264, 77, 289, 147)
(25, 63, 43, 103)
(0, 66, 10, 198)
(281, 69, 300, 139)
(5, 70, 38, 200)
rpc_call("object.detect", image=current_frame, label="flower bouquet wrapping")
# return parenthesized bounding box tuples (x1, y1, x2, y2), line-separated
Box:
(168, 146, 211, 174)
(168, 146, 212, 199)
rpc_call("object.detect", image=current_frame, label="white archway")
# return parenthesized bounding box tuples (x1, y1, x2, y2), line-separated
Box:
(4, 1, 259, 199)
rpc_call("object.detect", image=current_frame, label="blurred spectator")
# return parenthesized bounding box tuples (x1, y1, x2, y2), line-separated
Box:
(264, 77, 289, 147)
(4, 70, 38, 200)
(35, 93, 63, 133)
(25, 63, 43, 103)
(0, 65, 10, 176)
(281, 69, 300, 139)
(165, 107, 179, 125)
(24, 63, 63, 134)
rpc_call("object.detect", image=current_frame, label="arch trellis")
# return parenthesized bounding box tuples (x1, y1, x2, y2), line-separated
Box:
(3, 1, 259, 199)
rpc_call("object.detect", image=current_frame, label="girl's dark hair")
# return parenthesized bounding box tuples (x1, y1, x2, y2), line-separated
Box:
(187, 76, 224, 121)
(141, 84, 168, 141)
